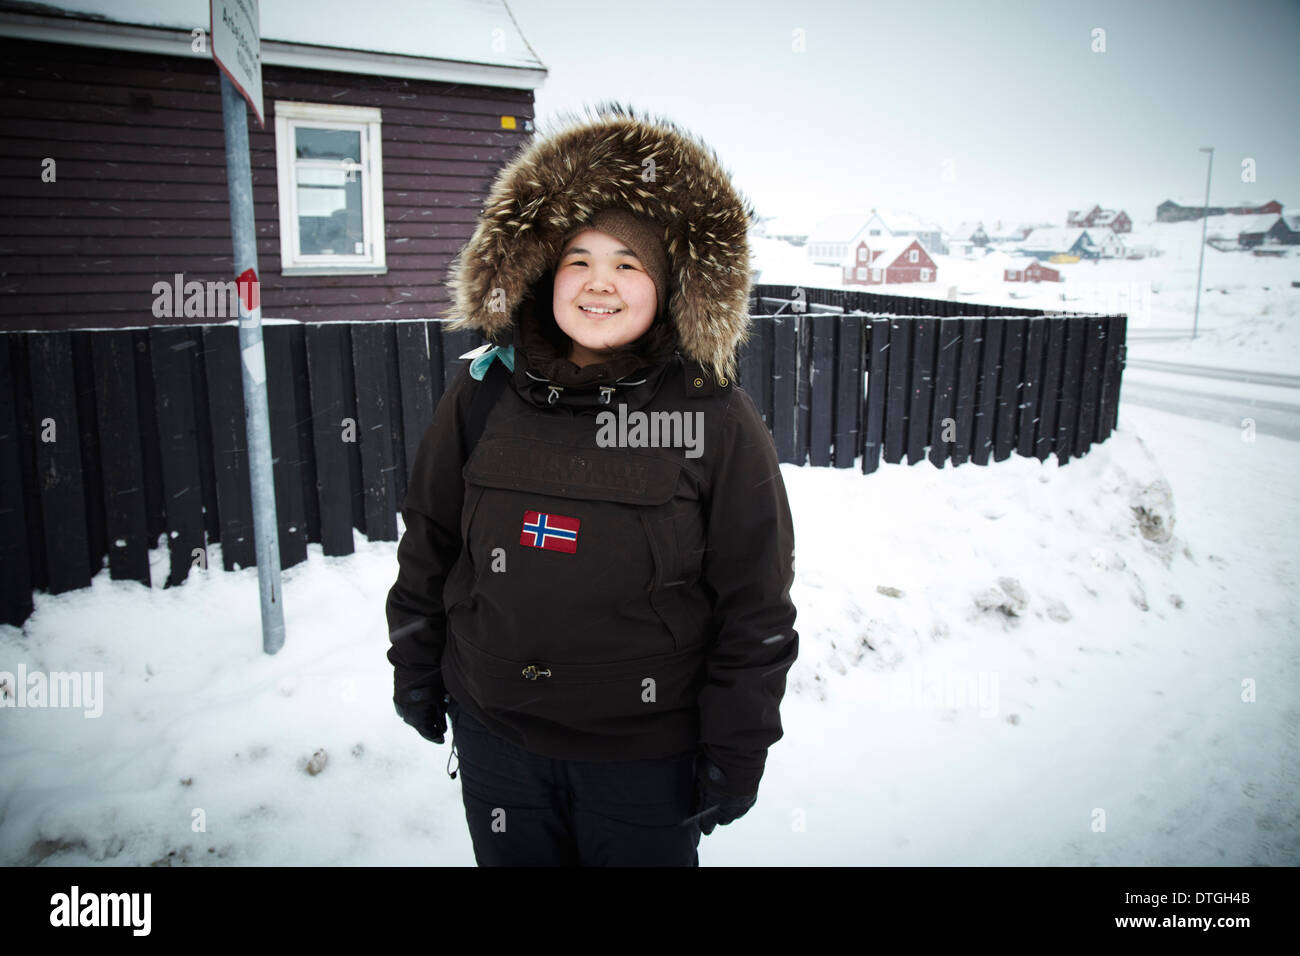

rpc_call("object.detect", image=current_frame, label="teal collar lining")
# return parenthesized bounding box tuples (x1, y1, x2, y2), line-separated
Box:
(468, 344, 516, 380)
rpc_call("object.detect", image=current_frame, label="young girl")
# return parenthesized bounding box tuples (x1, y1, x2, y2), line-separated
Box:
(386, 104, 798, 866)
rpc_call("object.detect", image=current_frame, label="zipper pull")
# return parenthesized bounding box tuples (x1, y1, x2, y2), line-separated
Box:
(521, 665, 552, 680)
(547, 385, 563, 405)
(598, 385, 615, 404)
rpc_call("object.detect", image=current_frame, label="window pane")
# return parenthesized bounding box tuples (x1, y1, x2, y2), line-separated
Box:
(297, 167, 364, 256)
(296, 127, 361, 161)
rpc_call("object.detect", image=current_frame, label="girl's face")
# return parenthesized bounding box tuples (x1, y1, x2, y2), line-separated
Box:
(552, 228, 658, 367)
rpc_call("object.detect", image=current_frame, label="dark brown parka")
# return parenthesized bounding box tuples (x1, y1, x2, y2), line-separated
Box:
(386, 104, 797, 798)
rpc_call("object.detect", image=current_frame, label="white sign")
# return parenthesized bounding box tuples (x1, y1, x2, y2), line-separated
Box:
(211, 0, 264, 127)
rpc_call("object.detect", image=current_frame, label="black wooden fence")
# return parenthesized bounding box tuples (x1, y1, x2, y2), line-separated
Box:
(0, 286, 1125, 627)
(744, 285, 1127, 472)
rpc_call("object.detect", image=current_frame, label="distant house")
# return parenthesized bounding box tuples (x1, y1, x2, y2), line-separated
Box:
(1094, 229, 1127, 259)
(843, 237, 937, 286)
(987, 221, 1037, 243)
(1238, 213, 1300, 247)
(806, 213, 873, 266)
(1157, 198, 1284, 222)
(807, 207, 946, 264)
(1067, 204, 1131, 233)
(1016, 227, 1099, 260)
(949, 221, 990, 247)
(1004, 258, 1060, 283)
(1091, 209, 1132, 233)
(1066, 204, 1101, 227)
(860, 209, 947, 256)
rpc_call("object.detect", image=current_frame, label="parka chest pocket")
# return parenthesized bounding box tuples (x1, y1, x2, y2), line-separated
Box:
(447, 435, 705, 665)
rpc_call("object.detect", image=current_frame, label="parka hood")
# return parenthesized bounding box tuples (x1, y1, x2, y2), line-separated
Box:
(444, 102, 757, 381)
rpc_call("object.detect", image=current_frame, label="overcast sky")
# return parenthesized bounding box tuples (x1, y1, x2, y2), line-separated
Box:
(507, 0, 1300, 230)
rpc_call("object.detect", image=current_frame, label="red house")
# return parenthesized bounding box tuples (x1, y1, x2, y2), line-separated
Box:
(1068, 204, 1131, 233)
(1066, 204, 1101, 228)
(1091, 209, 1131, 233)
(843, 237, 937, 286)
(1004, 258, 1060, 283)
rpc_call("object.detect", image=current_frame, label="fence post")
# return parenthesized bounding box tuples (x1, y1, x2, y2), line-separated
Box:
(808, 313, 835, 467)
(834, 315, 863, 468)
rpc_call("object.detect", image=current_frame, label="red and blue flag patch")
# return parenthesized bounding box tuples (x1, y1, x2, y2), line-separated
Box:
(520, 510, 580, 553)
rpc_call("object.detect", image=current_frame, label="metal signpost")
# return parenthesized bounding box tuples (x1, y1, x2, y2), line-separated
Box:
(211, 0, 284, 654)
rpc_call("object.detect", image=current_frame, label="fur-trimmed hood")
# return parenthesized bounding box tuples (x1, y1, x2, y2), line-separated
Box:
(443, 102, 757, 381)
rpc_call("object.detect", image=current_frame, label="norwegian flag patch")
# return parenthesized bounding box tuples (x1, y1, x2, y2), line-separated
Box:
(520, 510, 580, 553)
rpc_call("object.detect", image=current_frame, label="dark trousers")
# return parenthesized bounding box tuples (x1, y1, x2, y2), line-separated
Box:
(447, 696, 703, 866)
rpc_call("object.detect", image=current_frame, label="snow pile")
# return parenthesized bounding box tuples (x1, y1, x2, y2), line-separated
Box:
(785, 428, 1185, 705)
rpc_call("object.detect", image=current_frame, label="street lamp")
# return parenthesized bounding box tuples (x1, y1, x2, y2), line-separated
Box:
(1192, 146, 1214, 340)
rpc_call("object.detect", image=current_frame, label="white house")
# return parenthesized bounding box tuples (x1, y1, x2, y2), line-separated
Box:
(860, 208, 947, 255)
(1094, 229, 1127, 259)
(804, 212, 874, 266)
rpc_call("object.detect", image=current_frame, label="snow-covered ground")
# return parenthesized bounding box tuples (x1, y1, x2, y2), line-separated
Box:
(3, 219, 1297, 867)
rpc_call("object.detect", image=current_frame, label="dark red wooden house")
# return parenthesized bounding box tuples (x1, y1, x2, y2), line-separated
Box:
(0, 0, 546, 332)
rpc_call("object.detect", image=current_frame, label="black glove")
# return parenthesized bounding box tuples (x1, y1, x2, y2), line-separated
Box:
(394, 679, 448, 745)
(694, 757, 757, 835)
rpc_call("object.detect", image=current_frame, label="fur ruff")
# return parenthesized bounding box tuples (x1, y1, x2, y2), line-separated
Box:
(443, 101, 757, 381)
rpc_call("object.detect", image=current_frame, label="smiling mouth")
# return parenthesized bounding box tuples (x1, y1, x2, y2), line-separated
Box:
(579, 305, 622, 315)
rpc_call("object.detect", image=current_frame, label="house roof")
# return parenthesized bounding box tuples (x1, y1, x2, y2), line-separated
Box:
(1018, 227, 1095, 251)
(988, 222, 1036, 239)
(0, 0, 547, 87)
(949, 221, 987, 240)
(865, 208, 942, 234)
(860, 236, 925, 268)
(1092, 209, 1127, 224)
(1238, 213, 1282, 234)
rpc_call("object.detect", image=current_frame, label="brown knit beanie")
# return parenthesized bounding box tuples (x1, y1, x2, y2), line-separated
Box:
(558, 208, 670, 323)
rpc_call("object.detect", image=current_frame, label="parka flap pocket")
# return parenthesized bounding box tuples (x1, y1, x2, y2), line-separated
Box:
(463, 436, 680, 506)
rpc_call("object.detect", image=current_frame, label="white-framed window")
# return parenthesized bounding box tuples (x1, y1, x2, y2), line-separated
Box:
(856, 267, 867, 280)
(871, 268, 882, 282)
(920, 268, 931, 281)
(858, 247, 868, 262)
(908, 249, 919, 263)
(1009, 271, 1020, 280)
(274, 101, 386, 275)
(869, 229, 881, 236)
